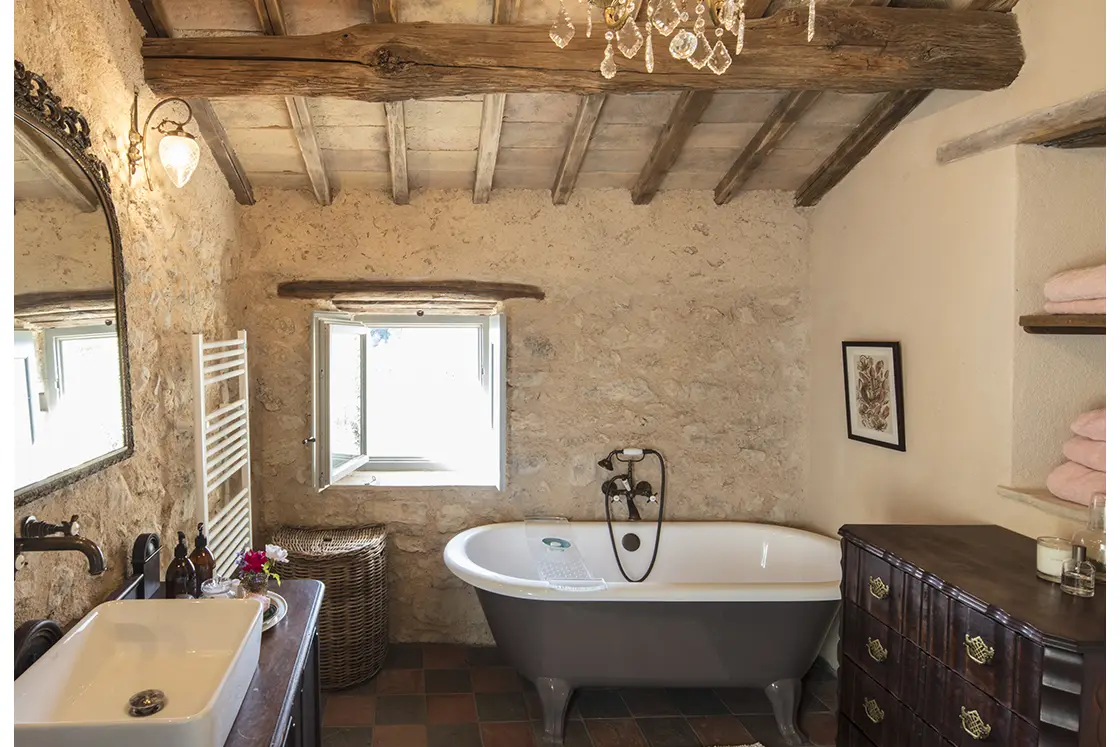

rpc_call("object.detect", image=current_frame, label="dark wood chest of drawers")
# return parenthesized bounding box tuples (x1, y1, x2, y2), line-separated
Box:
(838, 525, 1105, 747)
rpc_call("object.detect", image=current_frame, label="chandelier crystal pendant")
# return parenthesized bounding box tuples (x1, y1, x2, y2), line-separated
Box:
(551, 0, 818, 79)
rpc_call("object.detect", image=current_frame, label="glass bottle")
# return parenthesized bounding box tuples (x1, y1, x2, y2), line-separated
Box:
(1071, 493, 1106, 583)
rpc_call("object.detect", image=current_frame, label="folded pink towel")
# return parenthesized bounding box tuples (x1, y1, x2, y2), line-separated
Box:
(1071, 408, 1106, 441)
(1063, 436, 1106, 472)
(1043, 299, 1106, 314)
(1046, 461, 1106, 506)
(1044, 264, 1106, 303)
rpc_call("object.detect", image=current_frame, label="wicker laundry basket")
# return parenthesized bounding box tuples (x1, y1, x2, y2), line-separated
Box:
(271, 524, 388, 690)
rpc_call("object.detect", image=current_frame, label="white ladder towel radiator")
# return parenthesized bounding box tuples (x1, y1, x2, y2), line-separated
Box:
(191, 330, 253, 578)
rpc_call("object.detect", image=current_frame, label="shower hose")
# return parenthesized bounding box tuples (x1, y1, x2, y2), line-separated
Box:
(604, 448, 667, 583)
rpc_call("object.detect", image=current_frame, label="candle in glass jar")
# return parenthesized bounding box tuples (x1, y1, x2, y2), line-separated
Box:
(1037, 536, 1073, 582)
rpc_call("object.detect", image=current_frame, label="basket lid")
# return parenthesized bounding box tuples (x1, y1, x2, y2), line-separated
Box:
(272, 524, 387, 557)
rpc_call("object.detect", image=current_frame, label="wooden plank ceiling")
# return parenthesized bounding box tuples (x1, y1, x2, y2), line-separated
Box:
(138, 0, 1020, 206)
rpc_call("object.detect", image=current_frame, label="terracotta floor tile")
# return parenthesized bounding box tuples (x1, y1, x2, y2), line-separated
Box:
(573, 689, 630, 719)
(427, 694, 479, 724)
(686, 716, 753, 747)
(376, 694, 428, 725)
(531, 720, 594, 747)
(323, 694, 376, 727)
(585, 718, 650, 747)
(323, 726, 374, 747)
(472, 667, 524, 693)
(377, 669, 425, 695)
(426, 669, 474, 693)
(428, 724, 483, 747)
(481, 721, 538, 747)
(801, 710, 838, 746)
(619, 689, 678, 717)
(424, 643, 470, 669)
(374, 724, 429, 747)
(468, 646, 508, 666)
(385, 644, 425, 670)
(713, 688, 772, 716)
(664, 690, 728, 717)
(477, 692, 530, 722)
(636, 718, 701, 747)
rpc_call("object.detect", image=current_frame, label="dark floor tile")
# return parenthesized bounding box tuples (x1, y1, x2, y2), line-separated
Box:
(427, 694, 479, 724)
(713, 687, 772, 716)
(801, 710, 838, 746)
(481, 721, 538, 747)
(385, 644, 425, 670)
(619, 689, 678, 717)
(472, 667, 524, 693)
(376, 694, 428, 725)
(636, 718, 701, 747)
(805, 678, 838, 712)
(468, 646, 508, 666)
(424, 643, 470, 669)
(428, 724, 483, 747)
(531, 719, 594, 747)
(374, 724, 429, 747)
(800, 694, 832, 715)
(426, 668, 474, 693)
(323, 726, 374, 747)
(477, 692, 530, 722)
(324, 693, 377, 727)
(376, 669, 426, 695)
(585, 718, 650, 747)
(665, 689, 728, 717)
(524, 692, 543, 721)
(686, 716, 753, 747)
(573, 689, 630, 719)
(737, 715, 785, 747)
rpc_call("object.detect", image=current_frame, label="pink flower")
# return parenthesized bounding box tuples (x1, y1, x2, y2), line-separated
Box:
(241, 550, 268, 574)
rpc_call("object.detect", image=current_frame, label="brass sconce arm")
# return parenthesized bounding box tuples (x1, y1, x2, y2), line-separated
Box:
(127, 91, 198, 189)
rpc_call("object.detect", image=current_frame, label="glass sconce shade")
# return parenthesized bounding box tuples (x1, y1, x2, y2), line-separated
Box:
(158, 134, 200, 188)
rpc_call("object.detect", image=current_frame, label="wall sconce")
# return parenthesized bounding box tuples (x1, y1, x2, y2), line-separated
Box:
(127, 91, 200, 190)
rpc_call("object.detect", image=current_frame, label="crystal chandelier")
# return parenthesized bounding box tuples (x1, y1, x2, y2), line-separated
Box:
(549, 0, 816, 79)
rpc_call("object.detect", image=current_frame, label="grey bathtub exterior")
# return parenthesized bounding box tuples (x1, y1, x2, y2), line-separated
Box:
(476, 589, 839, 746)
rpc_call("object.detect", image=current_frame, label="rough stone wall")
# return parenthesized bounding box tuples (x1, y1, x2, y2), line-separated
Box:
(14, 0, 241, 627)
(15, 199, 112, 293)
(233, 188, 809, 643)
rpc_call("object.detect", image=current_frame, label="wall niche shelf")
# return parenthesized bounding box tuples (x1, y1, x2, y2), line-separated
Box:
(997, 485, 1088, 522)
(1019, 313, 1105, 335)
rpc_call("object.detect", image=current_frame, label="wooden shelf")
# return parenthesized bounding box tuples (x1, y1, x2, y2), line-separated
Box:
(1019, 313, 1105, 335)
(996, 486, 1088, 522)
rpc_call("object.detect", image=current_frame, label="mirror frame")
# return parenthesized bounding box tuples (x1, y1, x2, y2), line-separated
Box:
(14, 59, 134, 506)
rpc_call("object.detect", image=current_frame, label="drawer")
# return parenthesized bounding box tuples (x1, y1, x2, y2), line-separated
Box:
(927, 594, 1041, 722)
(842, 602, 903, 694)
(939, 668, 1038, 747)
(840, 655, 931, 747)
(843, 542, 923, 639)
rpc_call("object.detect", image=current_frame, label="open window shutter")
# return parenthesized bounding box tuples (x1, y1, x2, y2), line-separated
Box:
(488, 314, 506, 490)
(312, 314, 369, 490)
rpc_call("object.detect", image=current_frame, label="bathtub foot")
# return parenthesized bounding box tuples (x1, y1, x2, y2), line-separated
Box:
(765, 678, 810, 746)
(534, 677, 573, 746)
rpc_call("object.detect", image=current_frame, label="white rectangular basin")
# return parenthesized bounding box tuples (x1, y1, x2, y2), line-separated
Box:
(15, 598, 262, 747)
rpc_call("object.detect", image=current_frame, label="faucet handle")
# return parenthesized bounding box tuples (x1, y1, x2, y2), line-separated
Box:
(62, 515, 81, 537)
(646, 494, 659, 504)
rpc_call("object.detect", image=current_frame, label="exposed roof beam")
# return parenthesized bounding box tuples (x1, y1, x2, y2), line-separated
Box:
(256, 0, 333, 206)
(14, 120, 99, 212)
(142, 7, 1024, 100)
(127, 0, 255, 205)
(794, 0, 1021, 207)
(552, 94, 606, 206)
(473, 0, 522, 204)
(715, 91, 823, 205)
(631, 91, 715, 205)
(371, 0, 409, 204)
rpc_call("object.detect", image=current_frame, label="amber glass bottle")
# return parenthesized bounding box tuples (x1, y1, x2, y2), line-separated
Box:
(165, 531, 197, 599)
(189, 523, 216, 597)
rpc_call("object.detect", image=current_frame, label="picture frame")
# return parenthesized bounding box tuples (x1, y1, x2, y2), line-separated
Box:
(842, 341, 906, 451)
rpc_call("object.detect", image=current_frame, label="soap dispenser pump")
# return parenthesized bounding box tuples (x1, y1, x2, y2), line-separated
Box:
(189, 522, 215, 597)
(166, 531, 197, 599)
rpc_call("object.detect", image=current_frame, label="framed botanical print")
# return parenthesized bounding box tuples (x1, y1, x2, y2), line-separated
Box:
(842, 341, 906, 451)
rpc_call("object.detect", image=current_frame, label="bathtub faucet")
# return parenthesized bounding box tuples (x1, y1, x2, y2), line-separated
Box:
(601, 474, 656, 521)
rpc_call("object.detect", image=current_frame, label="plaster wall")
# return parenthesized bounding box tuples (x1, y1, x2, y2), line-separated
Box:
(232, 188, 810, 642)
(14, 0, 242, 627)
(805, 0, 1105, 546)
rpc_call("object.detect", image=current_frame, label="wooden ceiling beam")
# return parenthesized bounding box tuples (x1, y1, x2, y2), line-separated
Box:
(256, 0, 333, 206)
(794, 0, 1021, 207)
(128, 0, 255, 205)
(552, 94, 606, 205)
(371, 0, 409, 204)
(142, 7, 1024, 100)
(631, 91, 715, 205)
(473, 0, 522, 205)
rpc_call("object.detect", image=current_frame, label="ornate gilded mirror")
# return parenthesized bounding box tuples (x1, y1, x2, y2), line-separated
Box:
(14, 60, 132, 505)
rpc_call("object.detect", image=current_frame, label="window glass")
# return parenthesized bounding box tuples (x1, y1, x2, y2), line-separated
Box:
(328, 326, 364, 469)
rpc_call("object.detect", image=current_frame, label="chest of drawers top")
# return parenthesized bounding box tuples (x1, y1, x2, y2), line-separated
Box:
(839, 524, 1105, 653)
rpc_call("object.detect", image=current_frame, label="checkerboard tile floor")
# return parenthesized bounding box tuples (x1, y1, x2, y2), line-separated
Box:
(323, 644, 839, 747)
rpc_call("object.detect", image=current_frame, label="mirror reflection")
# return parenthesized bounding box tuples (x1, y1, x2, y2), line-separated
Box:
(13, 117, 125, 493)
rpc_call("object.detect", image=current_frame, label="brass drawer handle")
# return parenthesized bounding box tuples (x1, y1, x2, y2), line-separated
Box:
(960, 707, 992, 740)
(964, 633, 995, 665)
(868, 576, 890, 600)
(863, 698, 885, 724)
(866, 638, 888, 662)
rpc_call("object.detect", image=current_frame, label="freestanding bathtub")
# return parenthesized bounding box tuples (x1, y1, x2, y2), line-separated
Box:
(444, 520, 841, 746)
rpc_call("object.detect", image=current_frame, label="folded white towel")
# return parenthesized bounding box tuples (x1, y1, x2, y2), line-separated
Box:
(1071, 409, 1106, 441)
(1046, 461, 1105, 507)
(1044, 264, 1106, 303)
(1043, 299, 1106, 314)
(1063, 436, 1106, 472)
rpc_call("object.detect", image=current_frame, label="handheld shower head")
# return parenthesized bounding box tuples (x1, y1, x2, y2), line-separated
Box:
(597, 453, 615, 470)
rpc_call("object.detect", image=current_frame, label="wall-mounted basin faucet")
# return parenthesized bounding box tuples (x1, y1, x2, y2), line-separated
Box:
(15, 515, 106, 576)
